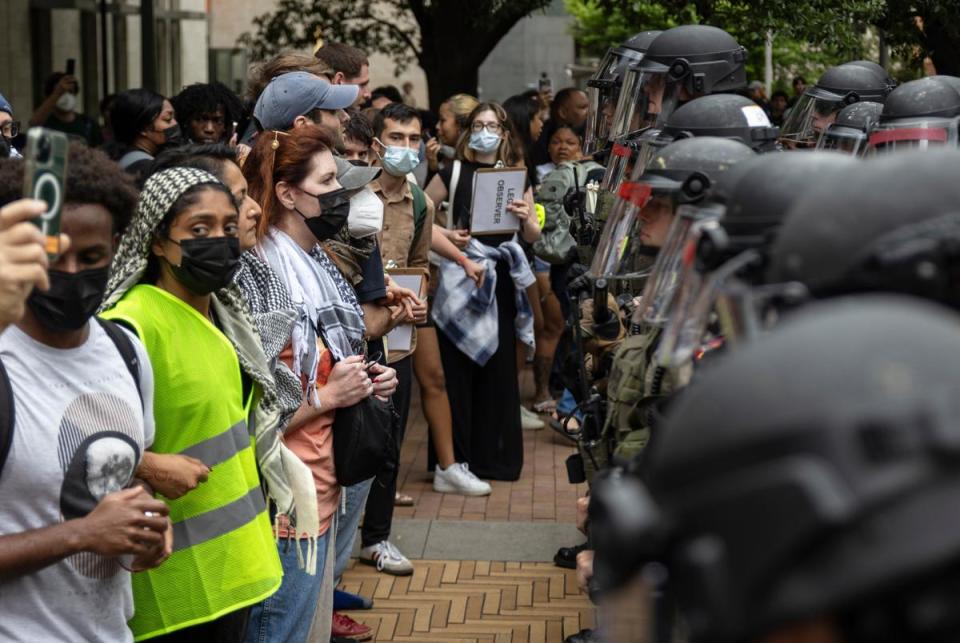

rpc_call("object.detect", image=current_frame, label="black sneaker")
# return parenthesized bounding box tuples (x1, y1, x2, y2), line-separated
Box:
(554, 542, 589, 569)
(565, 628, 596, 643)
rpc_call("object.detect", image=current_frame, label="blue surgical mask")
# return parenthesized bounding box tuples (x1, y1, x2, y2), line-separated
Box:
(468, 129, 501, 154)
(376, 138, 421, 176)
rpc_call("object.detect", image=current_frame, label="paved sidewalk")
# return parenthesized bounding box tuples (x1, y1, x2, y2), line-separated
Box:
(340, 370, 595, 641)
(393, 377, 590, 526)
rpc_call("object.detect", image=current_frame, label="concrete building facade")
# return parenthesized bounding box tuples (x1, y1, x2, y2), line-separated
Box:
(0, 0, 207, 125)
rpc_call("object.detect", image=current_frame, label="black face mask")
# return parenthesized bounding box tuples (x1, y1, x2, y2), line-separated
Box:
(27, 267, 110, 332)
(296, 188, 352, 242)
(167, 236, 241, 295)
(158, 124, 183, 150)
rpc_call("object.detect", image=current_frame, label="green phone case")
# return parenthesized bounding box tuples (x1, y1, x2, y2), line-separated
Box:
(23, 128, 69, 259)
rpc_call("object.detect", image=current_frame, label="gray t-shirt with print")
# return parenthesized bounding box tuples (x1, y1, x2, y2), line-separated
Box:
(0, 321, 155, 642)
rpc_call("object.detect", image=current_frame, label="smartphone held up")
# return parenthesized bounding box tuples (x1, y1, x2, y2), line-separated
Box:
(22, 128, 68, 260)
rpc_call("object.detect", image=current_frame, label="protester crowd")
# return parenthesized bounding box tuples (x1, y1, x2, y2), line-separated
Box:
(5, 19, 960, 643)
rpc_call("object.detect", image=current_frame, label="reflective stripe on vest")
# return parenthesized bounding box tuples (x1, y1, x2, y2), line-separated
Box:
(102, 285, 281, 640)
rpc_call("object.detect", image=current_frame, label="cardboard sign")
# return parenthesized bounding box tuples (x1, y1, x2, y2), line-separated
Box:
(470, 168, 526, 235)
(386, 269, 426, 354)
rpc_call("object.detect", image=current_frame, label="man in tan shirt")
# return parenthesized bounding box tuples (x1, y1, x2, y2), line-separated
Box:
(358, 102, 433, 576)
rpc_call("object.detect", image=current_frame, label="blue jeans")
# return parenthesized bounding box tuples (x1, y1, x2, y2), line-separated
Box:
(334, 477, 373, 583)
(244, 531, 330, 643)
(557, 388, 584, 422)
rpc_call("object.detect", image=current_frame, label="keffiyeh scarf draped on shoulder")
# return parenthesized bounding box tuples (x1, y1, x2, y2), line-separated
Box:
(257, 229, 365, 408)
(99, 167, 319, 569)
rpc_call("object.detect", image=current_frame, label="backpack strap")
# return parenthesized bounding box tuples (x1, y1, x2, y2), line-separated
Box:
(96, 318, 143, 406)
(410, 182, 428, 242)
(0, 359, 14, 476)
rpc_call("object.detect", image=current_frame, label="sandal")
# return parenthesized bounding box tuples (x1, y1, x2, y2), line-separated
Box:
(549, 411, 581, 442)
(394, 492, 415, 507)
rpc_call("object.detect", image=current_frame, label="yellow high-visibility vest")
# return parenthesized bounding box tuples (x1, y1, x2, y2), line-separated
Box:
(103, 284, 282, 640)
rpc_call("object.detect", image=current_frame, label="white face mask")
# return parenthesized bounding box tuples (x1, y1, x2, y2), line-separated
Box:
(347, 187, 384, 238)
(56, 92, 77, 113)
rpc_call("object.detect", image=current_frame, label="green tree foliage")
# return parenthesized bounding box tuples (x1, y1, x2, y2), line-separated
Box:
(240, 0, 552, 110)
(566, 0, 882, 87)
(568, 1, 960, 81)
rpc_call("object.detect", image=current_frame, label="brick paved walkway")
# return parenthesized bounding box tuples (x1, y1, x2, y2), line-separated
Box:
(393, 374, 590, 523)
(339, 370, 594, 642)
(340, 560, 594, 642)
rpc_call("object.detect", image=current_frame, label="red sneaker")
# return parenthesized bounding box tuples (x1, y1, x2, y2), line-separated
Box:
(332, 612, 372, 641)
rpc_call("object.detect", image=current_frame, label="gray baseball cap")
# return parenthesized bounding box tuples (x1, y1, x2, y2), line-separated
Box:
(335, 156, 381, 192)
(254, 71, 359, 131)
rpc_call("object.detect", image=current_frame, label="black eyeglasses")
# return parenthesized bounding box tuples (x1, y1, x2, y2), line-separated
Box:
(1, 121, 20, 139)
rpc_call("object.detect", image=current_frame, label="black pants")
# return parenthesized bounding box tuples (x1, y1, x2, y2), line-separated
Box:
(361, 354, 413, 548)
(437, 261, 524, 481)
(150, 607, 249, 643)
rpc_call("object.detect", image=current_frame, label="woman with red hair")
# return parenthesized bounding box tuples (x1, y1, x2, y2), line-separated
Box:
(239, 123, 398, 642)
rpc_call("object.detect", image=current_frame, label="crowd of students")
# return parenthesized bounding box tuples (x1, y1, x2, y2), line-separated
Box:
(0, 40, 599, 642)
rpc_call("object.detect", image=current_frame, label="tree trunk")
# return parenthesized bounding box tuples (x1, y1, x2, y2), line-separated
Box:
(923, 20, 960, 76)
(422, 58, 481, 112)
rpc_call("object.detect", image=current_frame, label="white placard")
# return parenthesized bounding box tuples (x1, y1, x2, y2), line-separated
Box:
(470, 168, 525, 235)
(385, 271, 425, 355)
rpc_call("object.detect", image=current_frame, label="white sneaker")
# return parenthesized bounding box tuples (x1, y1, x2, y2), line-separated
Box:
(359, 540, 414, 576)
(433, 463, 493, 496)
(520, 405, 545, 430)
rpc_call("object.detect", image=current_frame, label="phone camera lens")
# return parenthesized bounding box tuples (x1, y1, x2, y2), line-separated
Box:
(37, 136, 51, 163)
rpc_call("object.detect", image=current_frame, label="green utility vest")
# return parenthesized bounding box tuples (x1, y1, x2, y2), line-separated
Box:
(103, 285, 282, 640)
(580, 325, 680, 482)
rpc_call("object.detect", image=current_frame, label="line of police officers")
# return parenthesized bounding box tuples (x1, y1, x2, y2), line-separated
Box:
(562, 21, 960, 643)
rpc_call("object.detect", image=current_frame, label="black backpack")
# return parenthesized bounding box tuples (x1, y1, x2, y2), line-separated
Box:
(0, 318, 142, 473)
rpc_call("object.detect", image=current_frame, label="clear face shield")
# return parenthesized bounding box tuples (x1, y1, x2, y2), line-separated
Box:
(609, 65, 684, 144)
(655, 246, 756, 367)
(635, 202, 712, 328)
(816, 124, 870, 157)
(589, 182, 659, 281)
(601, 143, 635, 193)
(585, 48, 643, 155)
(780, 91, 848, 147)
(629, 129, 667, 181)
(867, 117, 960, 154)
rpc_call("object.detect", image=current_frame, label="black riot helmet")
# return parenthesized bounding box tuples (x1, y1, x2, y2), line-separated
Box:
(629, 94, 781, 175)
(654, 151, 857, 367)
(781, 63, 893, 146)
(585, 30, 663, 155)
(699, 151, 857, 277)
(644, 295, 960, 643)
(641, 135, 756, 203)
(608, 25, 747, 143)
(867, 77, 960, 152)
(628, 138, 755, 326)
(591, 137, 753, 285)
(817, 100, 884, 156)
(845, 59, 897, 89)
(766, 149, 960, 308)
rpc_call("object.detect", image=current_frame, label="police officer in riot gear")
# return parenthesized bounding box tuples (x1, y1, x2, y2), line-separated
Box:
(584, 137, 755, 478)
(608, 25, 748, 142)
(816, 101, 884, 156)
(602, 93, 781, 199)
(585, 30, 663, 155)
(780, 62, 894, 147)
(655, 151, 857, 369)
(766, 149, 960, 306)
(592, 295, 960, 643)
(866, 76, 960, 153)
